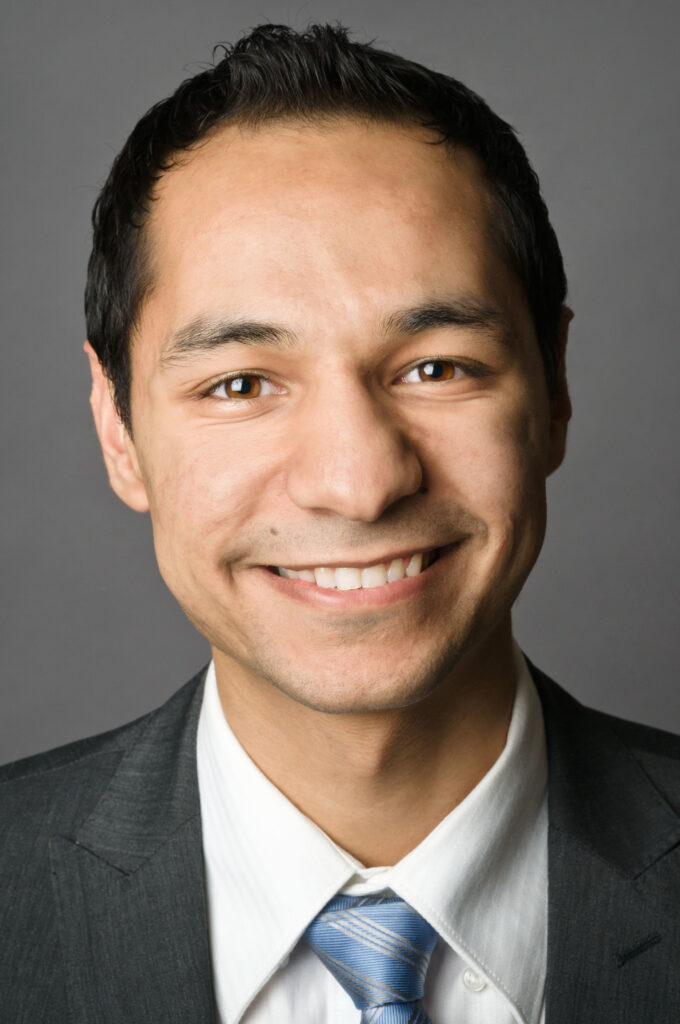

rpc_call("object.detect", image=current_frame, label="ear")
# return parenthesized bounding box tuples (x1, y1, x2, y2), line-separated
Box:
(84, 340, 150, 513)
(545, 305, 573, 477)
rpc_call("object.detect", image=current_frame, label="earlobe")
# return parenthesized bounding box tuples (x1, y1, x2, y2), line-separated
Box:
(545, 305, 573, 477)
(83, 340, 150, 513)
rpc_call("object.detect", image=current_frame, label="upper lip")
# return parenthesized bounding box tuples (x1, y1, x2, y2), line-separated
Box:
(266, 542, 457, 572)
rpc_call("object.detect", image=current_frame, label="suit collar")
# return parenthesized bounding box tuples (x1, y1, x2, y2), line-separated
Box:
(50, 664, 214, 1024)
(528, 657, 680, 878)
(80, 654, 680, 882)
(72, 663, 208, 872)
(528, 657, 680, 1023)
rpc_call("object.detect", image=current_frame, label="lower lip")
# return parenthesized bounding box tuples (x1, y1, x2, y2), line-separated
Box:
(253, 543, 462, 611)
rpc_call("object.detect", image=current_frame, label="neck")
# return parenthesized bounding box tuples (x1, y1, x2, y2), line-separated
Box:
(212, 619, 517, 867)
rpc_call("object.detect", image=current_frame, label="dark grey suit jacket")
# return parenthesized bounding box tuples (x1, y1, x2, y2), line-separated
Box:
(1, 657, 679, 1022)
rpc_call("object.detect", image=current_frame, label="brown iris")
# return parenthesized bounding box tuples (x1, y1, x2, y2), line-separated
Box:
(225, 375, 262, 398)
(417, 360, 455, 382)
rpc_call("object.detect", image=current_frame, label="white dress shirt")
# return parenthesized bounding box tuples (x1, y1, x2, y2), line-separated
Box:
(197, 638, 547, 1024)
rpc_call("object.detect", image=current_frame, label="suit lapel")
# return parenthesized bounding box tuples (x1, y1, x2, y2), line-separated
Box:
(530, 660, 680, 1023)
(49, 665, 215, 1024)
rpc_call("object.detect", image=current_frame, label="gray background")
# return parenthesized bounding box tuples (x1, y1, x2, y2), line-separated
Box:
(1, 0, 678, 763)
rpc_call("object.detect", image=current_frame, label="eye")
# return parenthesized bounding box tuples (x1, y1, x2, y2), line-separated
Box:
(202, 373, 277, 401)
(401, 359, 463, 384)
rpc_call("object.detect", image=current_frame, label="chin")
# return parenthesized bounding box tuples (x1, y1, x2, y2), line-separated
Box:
(259, 642, 466, 716)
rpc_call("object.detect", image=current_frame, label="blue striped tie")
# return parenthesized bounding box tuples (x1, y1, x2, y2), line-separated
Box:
(304, 894, 439, 1023)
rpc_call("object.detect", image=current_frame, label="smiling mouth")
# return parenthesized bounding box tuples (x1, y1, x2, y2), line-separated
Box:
(266, 547, 446, 591)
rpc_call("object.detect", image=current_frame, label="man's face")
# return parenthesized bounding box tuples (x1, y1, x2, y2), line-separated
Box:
(88, 118, 569, 714)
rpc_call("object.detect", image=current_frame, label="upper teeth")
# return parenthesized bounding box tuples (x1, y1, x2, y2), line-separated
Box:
(277, 551, 432, 590)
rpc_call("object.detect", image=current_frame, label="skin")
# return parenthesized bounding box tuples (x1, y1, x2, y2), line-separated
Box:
(85, 118, 571, 866)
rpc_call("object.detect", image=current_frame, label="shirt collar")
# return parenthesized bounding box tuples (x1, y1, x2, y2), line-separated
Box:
(384, 639, 547, 1024)
(197, 662, 356, 1023)
(197, 638, 546, 1024)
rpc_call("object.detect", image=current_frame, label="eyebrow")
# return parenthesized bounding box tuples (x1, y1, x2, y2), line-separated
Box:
(159, 318, 298, 368)
(158, 295, 513, 369)
(382, 297, 510, 338)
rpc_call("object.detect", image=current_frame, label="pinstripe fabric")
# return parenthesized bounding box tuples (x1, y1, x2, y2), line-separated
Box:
(304, 894, 438, 1023)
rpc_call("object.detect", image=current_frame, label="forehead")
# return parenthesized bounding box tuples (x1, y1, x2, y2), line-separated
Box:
(138, 118, 523, 357)
(149, 116, 494, 216)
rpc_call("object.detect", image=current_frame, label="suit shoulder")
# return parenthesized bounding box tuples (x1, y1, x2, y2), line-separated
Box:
(0, 666, 207, 863)
(0, 662, 209, 788)
(0, 706, 155, 856)
(0, 669, 200, 1023)
(595, 706, 680, 760)
(531, 659, 680, 814)
(595, 706, 680, 811)
(0, 705, 149, 786)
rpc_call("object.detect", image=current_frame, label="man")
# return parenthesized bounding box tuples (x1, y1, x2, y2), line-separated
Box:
(1, 21, 678, 1023)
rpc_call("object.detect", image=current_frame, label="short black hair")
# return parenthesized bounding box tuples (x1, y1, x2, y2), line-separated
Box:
(85, 22, 567, 437)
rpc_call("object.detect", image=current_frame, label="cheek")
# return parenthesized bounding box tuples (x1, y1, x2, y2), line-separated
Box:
(426, 398, 548, 524)
(142, 430, 269, 560)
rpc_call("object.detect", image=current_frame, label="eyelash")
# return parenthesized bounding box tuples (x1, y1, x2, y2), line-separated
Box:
(199, 358, 488, 401)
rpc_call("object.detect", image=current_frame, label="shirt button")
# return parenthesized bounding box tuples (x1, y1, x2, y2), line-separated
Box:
(462, 968, 486, 992)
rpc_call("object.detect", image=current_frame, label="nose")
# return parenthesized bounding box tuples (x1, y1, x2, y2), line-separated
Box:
(285, 378, 424, 522)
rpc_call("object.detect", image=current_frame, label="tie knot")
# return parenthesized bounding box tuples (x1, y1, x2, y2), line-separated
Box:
(304, 894, 438, 1019)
